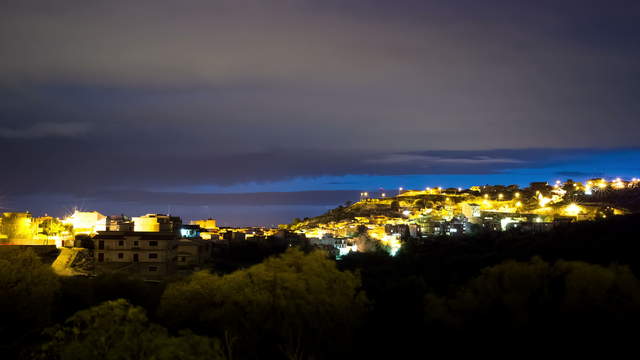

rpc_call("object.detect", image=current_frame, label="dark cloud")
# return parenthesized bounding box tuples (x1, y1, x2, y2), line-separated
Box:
(0, 122, 90, 139)
(89, 190, 360, 207)
(555, 171, 604, 178)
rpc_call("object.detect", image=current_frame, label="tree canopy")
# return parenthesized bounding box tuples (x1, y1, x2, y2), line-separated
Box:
(0, 247, 60, 354)
(160, 248, 368, 359)
(425, 257, 640, 334)
(41, 299, 224, 360)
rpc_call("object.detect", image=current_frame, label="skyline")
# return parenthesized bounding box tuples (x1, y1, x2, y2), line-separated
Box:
(2, 1, 640, 225)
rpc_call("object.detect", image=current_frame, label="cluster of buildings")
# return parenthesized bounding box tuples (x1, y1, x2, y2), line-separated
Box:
(293, 178, 638, 256)
(1, 177, 637, 274)
(0, 211, 281, 279)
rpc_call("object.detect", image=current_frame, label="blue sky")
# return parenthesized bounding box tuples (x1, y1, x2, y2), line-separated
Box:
(4, 149, 639, 226)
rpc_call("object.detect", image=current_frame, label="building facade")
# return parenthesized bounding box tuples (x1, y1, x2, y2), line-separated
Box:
(92, 231, 179, 278)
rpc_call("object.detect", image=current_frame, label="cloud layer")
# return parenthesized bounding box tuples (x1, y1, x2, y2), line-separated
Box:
(1, 1, 639, 223)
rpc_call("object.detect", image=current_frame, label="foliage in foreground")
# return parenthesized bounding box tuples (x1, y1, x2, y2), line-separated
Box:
(159, 248, 369, 359)
(0, 247, 60, 355)
(40, 299, 225, 360)
(425, 257, 640, 334)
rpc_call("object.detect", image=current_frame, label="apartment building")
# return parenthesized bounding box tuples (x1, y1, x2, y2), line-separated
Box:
(92, 231, 179, 278)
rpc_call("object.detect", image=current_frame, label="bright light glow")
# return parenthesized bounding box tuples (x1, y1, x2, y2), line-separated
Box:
(500, 217, 518, 231)
(538, 194, 551, 207)
(515, 192, 520, 198)
(402, 210, 411, 216)
(564, 203, 582, 217)
(62, 210, 105, 235)
(380, 234, 402, 256)
(612, 178, 625, 189)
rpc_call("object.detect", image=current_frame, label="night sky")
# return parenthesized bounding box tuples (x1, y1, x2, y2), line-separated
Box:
(1, 1, 639, 225)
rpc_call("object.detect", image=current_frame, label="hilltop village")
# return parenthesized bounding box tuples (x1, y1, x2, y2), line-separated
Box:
(287, 177, 638, 255)
(0, 177, 638, 279)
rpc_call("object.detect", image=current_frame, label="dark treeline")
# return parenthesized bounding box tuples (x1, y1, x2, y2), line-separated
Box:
(4, 214, 640, 359)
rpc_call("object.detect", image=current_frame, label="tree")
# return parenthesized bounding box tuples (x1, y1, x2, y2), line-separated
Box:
(425, 257, 640, 335)
(41, 299, 224, 360)
(160, 249, 369, 359)
(0, 247, 60, 354)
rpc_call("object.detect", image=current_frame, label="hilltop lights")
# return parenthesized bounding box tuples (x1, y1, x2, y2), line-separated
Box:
(612, 178, 625, 190)
(515, 192, 520, 198)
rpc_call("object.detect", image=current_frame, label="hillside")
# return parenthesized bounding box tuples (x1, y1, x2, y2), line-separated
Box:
(289, 181, 640, 232)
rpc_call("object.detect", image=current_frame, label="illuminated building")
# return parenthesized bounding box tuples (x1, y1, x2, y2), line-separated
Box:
(0, 212, 35, 244)
(92, 231, 179, 278)
(180, 224, 202, 238)
(190, 219, 219, 240)
(461, 203, 481, 220)
(190, 219, 217, 231)
(132, 214, 182, 233)
(63, 210, 106, 235)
